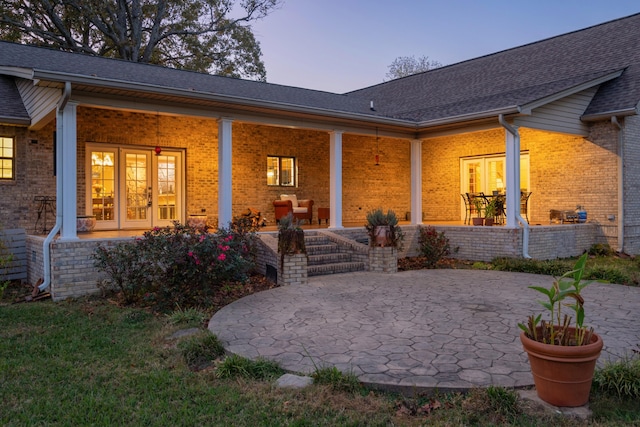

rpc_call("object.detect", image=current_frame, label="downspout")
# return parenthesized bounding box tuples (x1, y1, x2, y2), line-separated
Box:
(39, 82, 71, 292)
(499, 114, 531, 258)
(612, 116, 624, 253)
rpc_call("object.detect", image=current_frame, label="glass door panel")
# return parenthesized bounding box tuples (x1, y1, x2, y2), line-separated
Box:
(90, 151, 116, 224)
(123, 151, 151, 228)
(155, 154, 179, 224)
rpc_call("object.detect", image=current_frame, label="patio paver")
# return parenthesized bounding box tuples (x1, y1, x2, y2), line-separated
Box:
(208, 269, 640, 393)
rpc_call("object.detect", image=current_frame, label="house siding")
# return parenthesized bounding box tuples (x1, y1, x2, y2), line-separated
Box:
(514, 87, 597, 136)
(622, 115, 640, 253)
(14, 78, 60, 128)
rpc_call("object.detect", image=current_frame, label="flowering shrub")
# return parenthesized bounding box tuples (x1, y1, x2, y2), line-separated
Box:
(418, 226, 450, 268)
(94, 222, 257, 311)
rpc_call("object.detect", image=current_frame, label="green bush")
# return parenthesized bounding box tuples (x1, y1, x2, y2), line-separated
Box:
(593, 355, 640, 399)
(94, 222, 257, 311)
(491, 257, 572, 276)
(585, 265, 630, 285)
(216, 354, 284, 380)
(418, 226, 450, 268)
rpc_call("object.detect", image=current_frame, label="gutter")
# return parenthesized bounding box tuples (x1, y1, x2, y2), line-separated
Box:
(498, 114, 531, 259)
(612, 116, 624, 253)
(39, 81, 71, 292)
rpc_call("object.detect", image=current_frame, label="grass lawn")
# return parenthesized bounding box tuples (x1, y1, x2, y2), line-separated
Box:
(2, 252, 640, 426)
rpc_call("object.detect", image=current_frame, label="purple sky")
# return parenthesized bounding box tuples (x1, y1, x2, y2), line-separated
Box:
(251, 0, 640, 93)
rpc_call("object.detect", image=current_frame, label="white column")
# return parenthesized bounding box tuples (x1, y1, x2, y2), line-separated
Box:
(329, 131, 343, 229)
(410, 139, 423, 225)
(505, 126, 520, 228)
(217, 118, 233, 228)
(58, 102, 78, 241)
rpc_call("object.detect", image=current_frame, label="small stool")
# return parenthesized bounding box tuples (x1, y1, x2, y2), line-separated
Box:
(318, 207, 330, 225)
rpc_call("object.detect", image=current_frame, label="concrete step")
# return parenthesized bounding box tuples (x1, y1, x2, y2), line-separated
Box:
(308, 261, 366, 276)
(306, 243, 339, 255)
(308, 252, 353, 265)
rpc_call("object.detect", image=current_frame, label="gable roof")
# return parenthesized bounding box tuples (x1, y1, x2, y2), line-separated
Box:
(348, 13, 640, 124)
(1, 13, 640, 132)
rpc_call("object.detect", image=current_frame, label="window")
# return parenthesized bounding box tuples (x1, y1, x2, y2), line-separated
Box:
(0, 136, 14, 179)
(267, 156, 295, 186)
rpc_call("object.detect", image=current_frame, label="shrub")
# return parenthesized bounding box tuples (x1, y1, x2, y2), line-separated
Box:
(418, 226, 450, 268)
(589, 243, 614, 257)
(94, 222, 257, 310)
(0, 235, 14, 300)
(593, 355, 640, 399)
(585, 265, 630, 285)
(491, 257, 571, 276)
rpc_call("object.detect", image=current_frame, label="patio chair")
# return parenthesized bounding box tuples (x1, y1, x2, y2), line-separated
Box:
(461, 193, 473, 225)
(520, 191, 532, 223)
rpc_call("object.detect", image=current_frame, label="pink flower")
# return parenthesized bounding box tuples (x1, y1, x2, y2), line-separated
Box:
(217, 253, 226, 261)
(188, 251, 194, 257)
(199, 235, 206, 242)
(195, 259, 201, 265)
(224, 236, 233, 242)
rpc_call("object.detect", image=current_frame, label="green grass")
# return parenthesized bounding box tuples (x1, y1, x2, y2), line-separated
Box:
(2, 298, 639, 426)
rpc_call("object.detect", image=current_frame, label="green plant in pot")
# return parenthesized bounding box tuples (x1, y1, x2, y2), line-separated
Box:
(484, 198, 498, 226)
(518, 253, 604, 407)
(277, 213, 306, 267)
(471, 196, 484, 226)
(365, 208, 404, 248)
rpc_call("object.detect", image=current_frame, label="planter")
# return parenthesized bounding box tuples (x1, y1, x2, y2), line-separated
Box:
(520, 327, 603, 407)
(76, 215, 96, 232)
(472, 217, 484, 226)
(484, 218, 495, 226)
(374, 225, 392, 246)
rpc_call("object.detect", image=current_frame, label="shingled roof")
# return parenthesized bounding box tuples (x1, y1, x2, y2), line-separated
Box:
(0, 75, 29, 124)
(348, 13, 640, 123)
(1, 13, 640, 129)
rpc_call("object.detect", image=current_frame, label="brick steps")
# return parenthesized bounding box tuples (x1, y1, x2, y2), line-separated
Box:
(305, 233, 365, 276)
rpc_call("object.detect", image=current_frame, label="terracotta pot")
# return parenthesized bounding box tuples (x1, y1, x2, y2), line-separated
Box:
(484, 218, 495, 226)
(472, 217, 484, 226)
(374, 225, 391, 246)
(520, 327, 603, 407)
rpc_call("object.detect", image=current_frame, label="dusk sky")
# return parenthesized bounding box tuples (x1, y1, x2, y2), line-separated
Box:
(251, 1, 640, 93)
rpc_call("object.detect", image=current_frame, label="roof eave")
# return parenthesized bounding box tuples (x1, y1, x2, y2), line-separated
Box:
(581, 107, 638, 122)
(416, 106, 522, 130)
(0, 115, 30, 126)
(31, 69, 419, 129)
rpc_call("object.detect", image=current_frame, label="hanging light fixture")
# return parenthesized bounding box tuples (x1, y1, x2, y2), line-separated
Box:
(375, 128, 380, 166)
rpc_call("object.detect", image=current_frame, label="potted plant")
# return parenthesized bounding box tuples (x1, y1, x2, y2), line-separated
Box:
(518, 253, 603, 407)
(471, 197, 484, 226)
(277, 212, 306, 258)
(484, 198, 498, 226)
(365, 208, 404, 248)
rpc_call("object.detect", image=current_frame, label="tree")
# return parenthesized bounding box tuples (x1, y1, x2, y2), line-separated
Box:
(385, 55, 442, 81)
(0, 0, 280, 81)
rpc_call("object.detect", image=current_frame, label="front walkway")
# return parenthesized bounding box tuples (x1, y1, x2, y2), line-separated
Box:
(209, 269, 640, 394)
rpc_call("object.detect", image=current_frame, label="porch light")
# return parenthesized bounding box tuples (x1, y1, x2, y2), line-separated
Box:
(155, 146, 162, 156)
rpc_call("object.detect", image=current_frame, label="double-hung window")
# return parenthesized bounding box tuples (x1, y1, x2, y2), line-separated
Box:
(0, 136, 14, 180)
(267, 156, 295, 186)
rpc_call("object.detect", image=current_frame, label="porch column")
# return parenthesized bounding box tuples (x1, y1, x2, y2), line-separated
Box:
(218, 118, 233, 228)
(329, 131, 343, 229)
(410, 139, 423, 225)
(58, 102, 78, 241)
(504, 125, 520, 228)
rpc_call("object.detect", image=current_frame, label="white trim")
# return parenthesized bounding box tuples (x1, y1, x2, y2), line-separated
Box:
(410, 139, 423, 225)
(329, 131, 343, 229)
(218, 118, 233, 228)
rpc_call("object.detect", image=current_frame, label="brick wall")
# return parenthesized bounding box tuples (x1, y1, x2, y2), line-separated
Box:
(0, 123, 56, 232)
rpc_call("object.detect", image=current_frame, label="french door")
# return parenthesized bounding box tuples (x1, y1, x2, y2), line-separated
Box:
(88, 144, 184, 230)
(460, 154, 529, 220)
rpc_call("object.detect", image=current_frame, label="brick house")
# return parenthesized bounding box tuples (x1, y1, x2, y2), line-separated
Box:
(2, 13, 640, 298)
